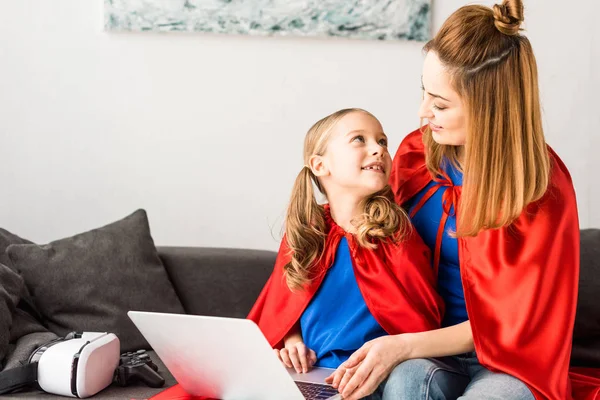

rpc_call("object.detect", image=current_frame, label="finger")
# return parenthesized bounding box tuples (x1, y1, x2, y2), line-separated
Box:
(294, 344, 308, 373)
(326, 360, 347, 386)
(344, 372, 379, 400)
(341, 362, 374, 399)
(344, 346, 368, 369)
(287, 346, 302, 373)
(332, 367, 347, 388)
(338, 366, 357, 393)
(280, 349, 293, 368)
(324, 370, 335, 384)
(308, 349, 317, 366)
(325, 363, 346, 387)
(325, 367, 342, 387)
(273, 349, 282, 361)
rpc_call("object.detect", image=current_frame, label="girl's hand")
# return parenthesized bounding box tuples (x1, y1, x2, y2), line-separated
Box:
(325, 335, 410, 400)
(274, 342, 317, 373)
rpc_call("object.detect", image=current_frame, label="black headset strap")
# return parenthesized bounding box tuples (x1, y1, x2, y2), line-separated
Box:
(0, 362, 38, 394)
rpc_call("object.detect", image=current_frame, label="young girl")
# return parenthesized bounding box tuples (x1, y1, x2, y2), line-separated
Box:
(248, 108, 443, 397)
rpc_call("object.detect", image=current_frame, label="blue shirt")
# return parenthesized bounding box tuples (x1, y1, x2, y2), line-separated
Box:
(408, 161, 468, 327)
(300, 237, 387, 368)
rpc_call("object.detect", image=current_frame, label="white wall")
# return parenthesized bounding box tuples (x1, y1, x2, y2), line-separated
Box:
(0, 0, 598, 250)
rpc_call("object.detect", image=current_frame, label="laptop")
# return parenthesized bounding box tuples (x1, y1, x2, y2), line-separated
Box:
(128, 311, 341, 400)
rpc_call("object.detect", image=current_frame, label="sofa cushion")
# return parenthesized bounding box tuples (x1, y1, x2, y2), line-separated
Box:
(572, 228, 600, 366)
(0, 261, 28, 364)
(0, 228, 45, 325)
(6, 209, 185, 352)
(0, 228, 32, 268)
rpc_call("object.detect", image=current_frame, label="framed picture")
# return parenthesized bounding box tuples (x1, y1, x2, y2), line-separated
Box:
(105, 0, 432, 41)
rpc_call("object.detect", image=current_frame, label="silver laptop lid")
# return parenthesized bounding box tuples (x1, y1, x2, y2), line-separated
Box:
(128, 311, 306, 400)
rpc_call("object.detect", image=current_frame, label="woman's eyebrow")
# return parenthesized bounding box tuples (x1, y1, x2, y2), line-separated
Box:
(421, 76, 451, 102)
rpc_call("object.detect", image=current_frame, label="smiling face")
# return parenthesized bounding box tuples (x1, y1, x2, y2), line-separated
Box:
(419, 51, 468, 146)
(309, 111, 392, 200)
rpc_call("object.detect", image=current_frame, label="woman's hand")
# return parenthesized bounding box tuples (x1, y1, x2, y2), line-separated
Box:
(325, 335, 410, 400)
(274, 342, 317, 374)
(325, 322, 474, 399)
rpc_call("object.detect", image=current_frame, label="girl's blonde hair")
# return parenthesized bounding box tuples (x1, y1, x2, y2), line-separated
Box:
(423, 0, 550, 237)
(284, 108, 410, 290)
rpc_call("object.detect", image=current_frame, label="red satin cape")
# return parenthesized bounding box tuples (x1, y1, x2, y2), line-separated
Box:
(247, 207, 444, 349)
(389, 127, 600, 400)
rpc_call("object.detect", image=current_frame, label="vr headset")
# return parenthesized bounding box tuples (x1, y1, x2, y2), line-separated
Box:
(0, 332, 120, 398)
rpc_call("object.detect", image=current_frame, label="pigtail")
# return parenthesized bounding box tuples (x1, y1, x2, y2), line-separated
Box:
(283, 167, 326, 290)
(353, 185, 411, 249)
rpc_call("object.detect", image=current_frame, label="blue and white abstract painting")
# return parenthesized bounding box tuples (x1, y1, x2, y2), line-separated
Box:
(104, 0, 431, 41)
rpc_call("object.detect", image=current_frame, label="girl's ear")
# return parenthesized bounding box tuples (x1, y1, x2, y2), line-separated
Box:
(309, 155, 329, 177)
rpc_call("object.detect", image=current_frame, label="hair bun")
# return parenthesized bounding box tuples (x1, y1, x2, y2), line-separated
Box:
(492, 0, 524, 36)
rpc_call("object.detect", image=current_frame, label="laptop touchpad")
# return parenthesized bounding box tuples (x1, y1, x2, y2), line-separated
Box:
(288, 367, 336, 385)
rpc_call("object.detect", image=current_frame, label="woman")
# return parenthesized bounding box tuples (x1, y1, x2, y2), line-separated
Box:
(325, 0, 600, 399)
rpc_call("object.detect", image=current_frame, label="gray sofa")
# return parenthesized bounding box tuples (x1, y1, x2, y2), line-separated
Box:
(4, 246, 277, 400)
(3, 230, 600, 400)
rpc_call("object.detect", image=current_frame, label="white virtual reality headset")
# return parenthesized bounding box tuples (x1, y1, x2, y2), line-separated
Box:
(0, 332, 120, 398)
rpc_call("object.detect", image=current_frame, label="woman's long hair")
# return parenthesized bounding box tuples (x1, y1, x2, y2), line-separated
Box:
(422, 0, 550, 237)
(284, 108, 410, 290)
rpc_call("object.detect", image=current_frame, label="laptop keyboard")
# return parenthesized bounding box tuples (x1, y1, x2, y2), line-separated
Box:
(296, 381, 339, 399)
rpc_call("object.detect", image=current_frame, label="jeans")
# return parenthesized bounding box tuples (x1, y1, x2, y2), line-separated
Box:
(364, 352, 534, 400)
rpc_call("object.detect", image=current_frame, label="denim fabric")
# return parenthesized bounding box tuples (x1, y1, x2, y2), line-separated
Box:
(363, 352, 534, 400)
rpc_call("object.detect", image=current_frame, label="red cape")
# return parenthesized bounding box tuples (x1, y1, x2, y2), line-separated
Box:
(390, 127, 600, 400)
(247, 207, 444, 349)
(149, 385, 212, 400)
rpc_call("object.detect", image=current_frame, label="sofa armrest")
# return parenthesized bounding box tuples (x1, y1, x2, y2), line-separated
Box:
(157, 247, 276, 318)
